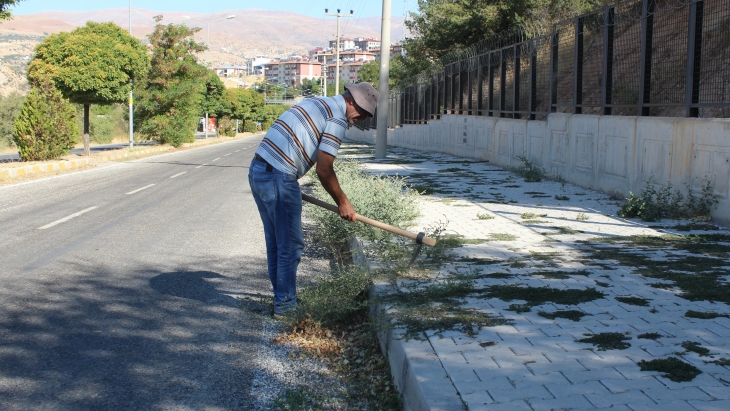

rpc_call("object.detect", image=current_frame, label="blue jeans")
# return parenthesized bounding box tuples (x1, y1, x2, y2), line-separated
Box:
(248, 158, 304, 313)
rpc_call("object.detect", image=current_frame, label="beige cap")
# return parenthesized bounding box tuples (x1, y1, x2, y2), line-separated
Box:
(344, 82, 379, 117)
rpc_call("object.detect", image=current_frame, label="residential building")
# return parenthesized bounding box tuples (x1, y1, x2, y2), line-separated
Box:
(354, 37, 380, 52)
(263, 58, 323, 87)
(214, 65, 247, 78)
(328, 37, 356, 51)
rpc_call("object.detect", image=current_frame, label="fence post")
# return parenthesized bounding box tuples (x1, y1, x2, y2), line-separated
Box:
(685, 0, 704, 117)
(602, 6, 615, 115)
(549, 25, 559, 113)
(477, 56, 484, 115)
(574, 17, 584, 114)
(442, 71, 447, 115)
(487, 51, 494, 117)
(638, 0, 655, 116)
(529, 39, 537, 120)
(500, 49, 507, 118)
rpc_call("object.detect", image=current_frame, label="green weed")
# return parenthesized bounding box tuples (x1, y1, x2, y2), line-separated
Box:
(638, 333, 663, 340)
(477, 213, 495, 220)
(506, 304, 531, 313)
(578, 332, 631, 350)
(681, 341, 712, 357)
(576, 213, 590, 220)
(638, 357, 702, 382)
(618, 178, 719, 222)
(521, 212, 547, 219)
(615, 296, 651, 306)
(489, 233, 517, 241)
(537, 310, 589, 321)
(481, 285, 605, 306)
(554, 195, 570, 201)
(516, 156, 545, 182)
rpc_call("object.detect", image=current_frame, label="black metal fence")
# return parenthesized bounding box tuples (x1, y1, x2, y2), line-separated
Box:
(355, 0, 730, 131)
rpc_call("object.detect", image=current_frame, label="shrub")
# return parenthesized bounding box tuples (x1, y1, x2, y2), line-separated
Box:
(0, 92, 25, 149)
(217, 116, 236, 137)
(516, 155, 545, 182)
(89, 114, 114, 144)
(307, 158, 421, 268)
(13, 79, 79, 161)
(618, 178, 719, 222)
(243, 120, 257, 133)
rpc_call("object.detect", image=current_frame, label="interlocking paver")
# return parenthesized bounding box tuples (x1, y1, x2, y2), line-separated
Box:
(346, 143, 730, 411)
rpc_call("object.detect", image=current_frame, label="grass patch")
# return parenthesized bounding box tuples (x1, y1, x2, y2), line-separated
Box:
(522, 219, 549, 224)
(672, 223, 719, 231)
(477, 272, 515, 279)
(543, 226, 584, 235)
(273, 387, 335, 410)
(482, 285, 605, 306)
(638, 357, 702, 382)
(515, 156, 545, 182)
(554, 195, 570, 201)
(521, 212, 547, 219)
(615, 296, 651, 306)
(455, 257, 502, 265)
(531, 270, 591, 279)
(576, 213, 590, 220)
(578, 332, 631, 350)
(489, 233, 518, 241)
(709, 358, 730, 366)
(638, 332, 663, 340)
(684, 310, 729, 319)
(476, 213, 494, 220)
(681, 341, 712, 357)
(537, 310, 589, 321)
(438, 234, 487, 248)
(506, 304, 531, 313)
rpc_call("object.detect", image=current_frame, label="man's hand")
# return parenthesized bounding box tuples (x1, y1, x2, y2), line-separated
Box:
(316, 152, 356, 221)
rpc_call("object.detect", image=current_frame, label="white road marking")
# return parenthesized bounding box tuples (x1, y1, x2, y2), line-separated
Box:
(224, 153, 231, 156)
(212, 157, 221, 162)
(38, 206, 98, 230)
(169, 172, 187, 179)
(126, 184, 155, 195)
(235, 150, 240, 152)
(195, 164, 207, 169)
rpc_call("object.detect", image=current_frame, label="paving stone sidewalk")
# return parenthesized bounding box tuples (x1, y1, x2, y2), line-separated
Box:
(341, 142, 730, 411)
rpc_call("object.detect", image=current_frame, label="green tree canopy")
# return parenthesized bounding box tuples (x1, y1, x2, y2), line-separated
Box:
(0, 0, 23, 21)
(134, 16, 207, 147)
(27, 21, 149, 106)
(223, 87, 264, 121)
(200, 70, 232, 118)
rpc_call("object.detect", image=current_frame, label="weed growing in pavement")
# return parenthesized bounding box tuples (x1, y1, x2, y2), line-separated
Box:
(489, 233, 517, 241)
(681, 341, 713, 357)
(594, 281, 611, 287)
(481, 285, 605, 306)
(576, 213, 589, 220)
(515, 156, 545, 182)
(554, 195, 570, 201)
(638, 357, 702, 382)
(684, 310, 729, 319)
(523, 219, 550, 224)
(537, 310, 589, 322)
(542, 226, 584, 235)
(578, 332, 631, 350)
(615, 296, 651, 306)
(476, 213, 495, 220)
(638, 332, 663, 340)
(436, 234, 487, 248)
(618, 178, 719, 222)
(708, 358, 730, 366)
(524, 191, 545, 195)
(530, 269, 591, 279)
(580, 235, 730, 304)
(506, 304, 531, 313)
(438, 167, 465, 173)
(521, 212, 547, 219)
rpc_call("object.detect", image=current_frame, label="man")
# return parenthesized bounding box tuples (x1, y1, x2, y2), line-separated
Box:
(248, 82, 379, 315)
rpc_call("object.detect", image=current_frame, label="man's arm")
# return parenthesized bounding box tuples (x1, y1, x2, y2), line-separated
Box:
(316, 152, 356, 221)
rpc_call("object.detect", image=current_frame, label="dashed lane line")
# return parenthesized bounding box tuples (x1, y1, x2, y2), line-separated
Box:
(126, 184, 155, 195)
(195, 164, 207, 169)
(169, 172, 187, 179)
(212, 157, 221, 162)
(38, 206, 98, 230)
(224, 153, 231, 156)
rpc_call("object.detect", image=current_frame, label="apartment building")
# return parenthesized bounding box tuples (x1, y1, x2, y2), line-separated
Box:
(354, 37, 380, 52)
(263, 58, 323, 87)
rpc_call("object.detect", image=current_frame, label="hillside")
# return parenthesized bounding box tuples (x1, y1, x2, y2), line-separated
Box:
(0, 8, 405, 96)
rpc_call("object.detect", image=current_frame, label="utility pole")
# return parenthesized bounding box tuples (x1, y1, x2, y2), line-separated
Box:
(129, 0, 134, 149)
(325, 8, 353, 95)
(375, 0, 392, 159)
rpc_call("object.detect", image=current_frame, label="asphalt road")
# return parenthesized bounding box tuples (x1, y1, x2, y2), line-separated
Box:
(0, 135, 284, 410)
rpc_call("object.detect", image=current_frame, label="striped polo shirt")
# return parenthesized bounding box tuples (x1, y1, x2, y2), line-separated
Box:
(254, 95, 348, 178)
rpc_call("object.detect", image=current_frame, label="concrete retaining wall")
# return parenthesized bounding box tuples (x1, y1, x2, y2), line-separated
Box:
(347, 114, 730, 225)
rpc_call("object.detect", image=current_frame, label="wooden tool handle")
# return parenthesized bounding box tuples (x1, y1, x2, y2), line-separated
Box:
(301, 193, 437, 247)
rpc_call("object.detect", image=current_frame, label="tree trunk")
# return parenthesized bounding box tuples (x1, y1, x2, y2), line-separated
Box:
(83, 104, 90, 157)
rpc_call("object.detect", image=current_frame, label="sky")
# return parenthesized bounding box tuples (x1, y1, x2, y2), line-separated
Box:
(10, 0, 411, 18)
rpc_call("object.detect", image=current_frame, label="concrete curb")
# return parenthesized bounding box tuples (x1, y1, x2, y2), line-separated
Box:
(0, 135, 251, 182)
(348, 238, 465, 411)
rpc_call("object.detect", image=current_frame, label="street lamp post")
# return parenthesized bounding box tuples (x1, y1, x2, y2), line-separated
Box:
(183, 14, 235, 139)
(183, 14, 235, 65)
(325, 8, 353, 95)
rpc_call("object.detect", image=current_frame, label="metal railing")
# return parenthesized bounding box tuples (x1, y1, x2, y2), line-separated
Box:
(356, 0, 729, 130)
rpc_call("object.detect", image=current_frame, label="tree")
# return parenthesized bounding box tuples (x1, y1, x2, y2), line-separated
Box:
(13, 78, 79, 161)
(200, 70, 231, 119)
(300, 78, 322, 97)
(355, 59, 405, 90)
(0, 0, 23, 21)
(134, 16, 207, 147)
(0, 92, 24, 149)
(26, 21, 149, 156)
(400, 0, 599, 83)
(223, 87, 264, 129)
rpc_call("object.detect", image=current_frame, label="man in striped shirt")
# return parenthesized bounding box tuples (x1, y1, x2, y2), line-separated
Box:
(248, 83, 379, 316)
